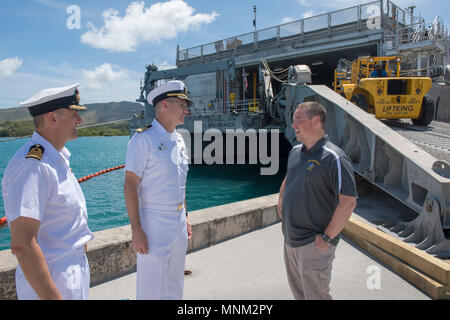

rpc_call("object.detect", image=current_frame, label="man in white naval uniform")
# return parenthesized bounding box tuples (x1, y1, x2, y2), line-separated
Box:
(1, 84, 94, 300)
(124, 80, 193, 300)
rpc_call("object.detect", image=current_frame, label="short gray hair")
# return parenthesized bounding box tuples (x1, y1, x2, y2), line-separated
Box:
(32, 114, 46, 129)
(297, 101, 326, 129)
(154, 99, 165, 111)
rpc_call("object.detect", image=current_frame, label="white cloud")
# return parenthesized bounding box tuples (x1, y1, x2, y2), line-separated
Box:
(297, 0, 309, 5)
(281, 17, 294, 24)
(157, 61, 177, 70)
(82, 63, 129, 90)
(281, 10, 318, 24)
(0, 68, 75, 108)
(0, 57, 23, 79)
(81, 0, 218, 52)
(302, 10, 316, 19)
(79, 63, 141, 104)
(0, 61, 142, 108)
(79, 78, 140, 104)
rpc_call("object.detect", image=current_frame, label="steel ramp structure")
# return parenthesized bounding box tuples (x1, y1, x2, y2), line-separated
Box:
(278, 83, 450, 257)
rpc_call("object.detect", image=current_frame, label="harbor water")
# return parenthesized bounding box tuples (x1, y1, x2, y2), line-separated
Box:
(0, 136, 286, 251)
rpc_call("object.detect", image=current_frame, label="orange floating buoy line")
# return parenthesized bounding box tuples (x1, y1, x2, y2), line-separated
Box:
(77, 164, 125, 183)
(0, 165, 126, 228)
(0, 216, 7, 229)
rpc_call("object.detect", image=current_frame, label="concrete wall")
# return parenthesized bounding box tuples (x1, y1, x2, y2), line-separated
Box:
(0, 194, 280, 300)
(429, 82, 450, 122)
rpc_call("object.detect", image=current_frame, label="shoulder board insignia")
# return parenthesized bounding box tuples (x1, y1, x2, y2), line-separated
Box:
(135, 125, 152, 133)
(26, 144, 45, 161)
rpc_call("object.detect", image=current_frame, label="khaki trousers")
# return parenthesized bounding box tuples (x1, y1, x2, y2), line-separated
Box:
(283, 241, 336, 300)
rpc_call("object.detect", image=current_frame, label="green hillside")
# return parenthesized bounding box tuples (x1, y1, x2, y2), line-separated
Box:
(0, 120, 130, 137)
(0, 107, 31, 123)
(0, 101, 144, 137)
(0, 101, 144, 126)
(78, 101, 144, 125)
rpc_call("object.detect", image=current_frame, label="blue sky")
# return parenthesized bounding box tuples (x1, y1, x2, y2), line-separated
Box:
(0, 0, 448, 109)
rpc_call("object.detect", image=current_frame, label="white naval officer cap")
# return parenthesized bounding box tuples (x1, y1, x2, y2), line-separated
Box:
(20, 83, 87, 116)
(146, 80, 193, 107)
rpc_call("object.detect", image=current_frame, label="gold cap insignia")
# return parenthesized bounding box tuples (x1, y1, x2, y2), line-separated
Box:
(75, 89, 80, 104)
(66, 89, 88, 111)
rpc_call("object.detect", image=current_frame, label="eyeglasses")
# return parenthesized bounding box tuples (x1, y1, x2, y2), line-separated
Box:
(166, 99, 189, 110)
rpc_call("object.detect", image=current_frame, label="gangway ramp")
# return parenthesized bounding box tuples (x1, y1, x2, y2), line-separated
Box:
(278, 84, 450, 257)
(386, 120, 450, 163)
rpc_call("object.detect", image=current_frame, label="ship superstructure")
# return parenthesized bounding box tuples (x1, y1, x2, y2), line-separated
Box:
(132, 0, 448, 136)
(131, 0, 450, 256)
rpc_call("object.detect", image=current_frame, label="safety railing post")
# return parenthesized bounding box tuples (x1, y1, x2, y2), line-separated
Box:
(328, 13, 332, 36)
(357, 5, 361, 31)
(301, 19, 304, 42)
(277, 26, 280, 47)
(201, 45, 204, 63)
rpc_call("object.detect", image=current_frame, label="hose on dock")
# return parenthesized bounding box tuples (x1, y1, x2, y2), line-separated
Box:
(0, 164, 126, 229)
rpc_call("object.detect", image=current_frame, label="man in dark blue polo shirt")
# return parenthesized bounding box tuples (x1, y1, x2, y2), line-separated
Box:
(277, 101, 358, 300)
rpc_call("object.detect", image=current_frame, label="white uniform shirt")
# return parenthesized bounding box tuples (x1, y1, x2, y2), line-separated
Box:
(1, 132, 93, 263)
(125, 118, 189, 208)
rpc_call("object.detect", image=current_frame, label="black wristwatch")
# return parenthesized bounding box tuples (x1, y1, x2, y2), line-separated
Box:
(321, 233, 332, 243)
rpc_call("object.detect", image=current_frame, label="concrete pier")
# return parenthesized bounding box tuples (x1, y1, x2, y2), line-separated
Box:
(0, 190, 439, 300)
(89, 223, 429, 300)
(0, 194, 279, 300)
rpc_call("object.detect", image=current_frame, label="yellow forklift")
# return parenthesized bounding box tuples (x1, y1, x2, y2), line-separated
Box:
(333, 56, 435, 126)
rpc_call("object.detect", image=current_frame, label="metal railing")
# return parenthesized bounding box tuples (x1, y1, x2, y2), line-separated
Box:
(188, 99, 262, 116)
(230, 99, 262, 114)
(176, 0, 450, 67)
(177, 0, 387, 65)
(384, 0, 424, 30)
(384, 16, 449, 52)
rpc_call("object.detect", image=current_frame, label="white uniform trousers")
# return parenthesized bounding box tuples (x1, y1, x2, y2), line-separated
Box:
(137, 206, 188, 300)
(15, 246, 90, 300)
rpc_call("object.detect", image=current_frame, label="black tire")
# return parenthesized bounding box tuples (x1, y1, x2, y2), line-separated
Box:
(350, 94, 369, 112)
(412, 95, 435, 126)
